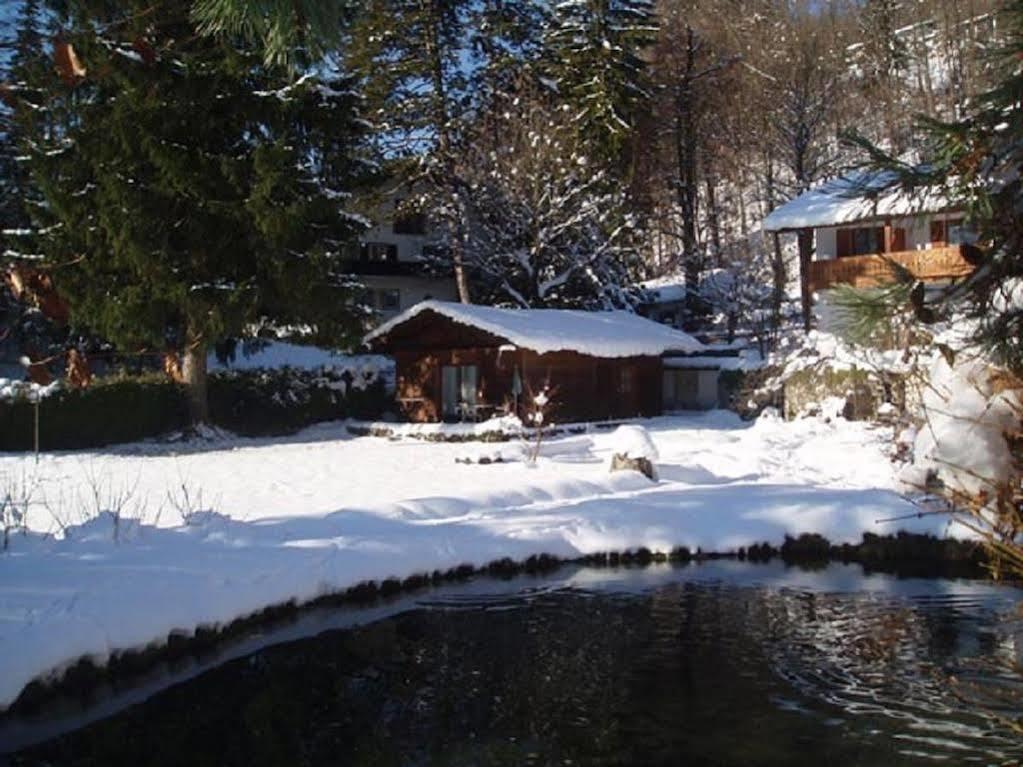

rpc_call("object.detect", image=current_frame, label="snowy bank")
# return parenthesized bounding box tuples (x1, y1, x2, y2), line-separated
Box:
(0, 411, 972, 710)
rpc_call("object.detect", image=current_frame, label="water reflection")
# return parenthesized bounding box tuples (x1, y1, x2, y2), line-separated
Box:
(5, 562, 1023, 766)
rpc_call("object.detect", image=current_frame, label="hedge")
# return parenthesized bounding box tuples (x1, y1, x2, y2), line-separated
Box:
(0, 369, 391, 452)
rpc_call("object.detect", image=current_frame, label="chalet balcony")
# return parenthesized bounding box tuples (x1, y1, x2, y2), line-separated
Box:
(807, 245, 975, 292)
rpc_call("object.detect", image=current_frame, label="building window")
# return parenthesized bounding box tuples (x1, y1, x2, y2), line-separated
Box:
(363, 242, 398, 262)
(836, 226, 903, 257)
(378, 288, 400, 312)
(948, 222, 978, 246)
(851, 227, 881, 256)
(392, 199, 427, 236)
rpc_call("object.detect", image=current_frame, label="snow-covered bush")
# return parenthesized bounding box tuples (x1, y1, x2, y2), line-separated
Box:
(899, 354, 1021, 503)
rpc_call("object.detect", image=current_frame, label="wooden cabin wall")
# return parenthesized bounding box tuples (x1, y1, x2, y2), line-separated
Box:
(392, 346, 663, 423)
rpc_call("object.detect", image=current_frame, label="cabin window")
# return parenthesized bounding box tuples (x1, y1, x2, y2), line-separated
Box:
(362, 242, 398, 262)
(441, 364, 478, 419)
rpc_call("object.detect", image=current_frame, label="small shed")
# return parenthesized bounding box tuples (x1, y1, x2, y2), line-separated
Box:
(364, 301, 704, 423)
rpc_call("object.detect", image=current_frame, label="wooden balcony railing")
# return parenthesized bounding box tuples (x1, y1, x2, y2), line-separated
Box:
(808, 245, 975, 292)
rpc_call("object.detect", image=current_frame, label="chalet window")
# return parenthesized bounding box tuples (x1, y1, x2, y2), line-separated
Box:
(836, 227, 881, 257)
(835, 226, 903, 257)
(930, 219, 975, 246)
(948, 222, 978, 246)
(851, 227, 882, 256)
(441, 365, 478, 419)
(392, 199, 427, 236)
(362, 242, 398, 262)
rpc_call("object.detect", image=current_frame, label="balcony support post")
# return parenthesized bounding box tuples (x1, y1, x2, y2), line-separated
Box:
(797, 227, 814, 332)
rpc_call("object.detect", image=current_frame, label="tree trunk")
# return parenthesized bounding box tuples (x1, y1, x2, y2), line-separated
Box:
(797, 228, 814, 333)
(704, 174, 721, 266)
(182, 331, 209, 425)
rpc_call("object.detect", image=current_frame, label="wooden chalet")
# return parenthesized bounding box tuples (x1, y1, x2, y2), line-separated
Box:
(364, 301, 705, 423)
(763, 170, 978, 298)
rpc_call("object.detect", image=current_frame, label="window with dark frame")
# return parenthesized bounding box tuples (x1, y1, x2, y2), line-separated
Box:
(378, 288, 400, 312)
(363, 242, 398, 262)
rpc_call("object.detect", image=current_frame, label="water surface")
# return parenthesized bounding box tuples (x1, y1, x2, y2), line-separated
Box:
(5, 561, 1023, 766)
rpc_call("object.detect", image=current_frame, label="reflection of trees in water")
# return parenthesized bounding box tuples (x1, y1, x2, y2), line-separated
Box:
(761, 589, 1022, 761)
(13, 584, 1023, 766)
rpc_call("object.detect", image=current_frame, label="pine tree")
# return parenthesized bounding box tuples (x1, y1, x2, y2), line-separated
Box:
(18, 0, 374, 421)
(542, 0, 657, 175)
(190, 0, 354, 70)
(345, 0, 545, 304)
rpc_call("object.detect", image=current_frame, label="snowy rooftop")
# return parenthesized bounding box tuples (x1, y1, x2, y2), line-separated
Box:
(365, 300, 704, 357)
(762, 170, 955, 232)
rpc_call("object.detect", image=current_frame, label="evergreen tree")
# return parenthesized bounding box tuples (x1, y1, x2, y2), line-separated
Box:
(851, 1, 1023, 373)
(18, 0, 374, 421)
(542, 0, 657, 175)
(190, 0, 354, 70)
(345, 0, 545, 304)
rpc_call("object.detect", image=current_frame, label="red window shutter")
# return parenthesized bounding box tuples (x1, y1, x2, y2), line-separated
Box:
(893, 228, 906, 252)
(836, 229, 852, 258)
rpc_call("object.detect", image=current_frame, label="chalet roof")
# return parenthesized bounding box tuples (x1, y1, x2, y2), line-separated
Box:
(365, 300, 705, 358)
(762, 170, 955, 232)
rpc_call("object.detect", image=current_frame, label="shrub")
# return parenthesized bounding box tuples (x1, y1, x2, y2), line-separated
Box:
(208, 367, 390, 436)
(0, 374, 189, 451)
(0, 368, 392, 451)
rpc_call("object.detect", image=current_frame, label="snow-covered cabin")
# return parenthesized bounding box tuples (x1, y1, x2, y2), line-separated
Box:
(364, 301, 706, 422)
(762, 171, 977, 293)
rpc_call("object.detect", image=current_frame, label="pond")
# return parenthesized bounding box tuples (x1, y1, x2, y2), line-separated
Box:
(3, 560, 1023, 766)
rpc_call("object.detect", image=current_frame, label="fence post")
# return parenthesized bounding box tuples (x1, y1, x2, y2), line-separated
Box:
(34, 390, 40, 464)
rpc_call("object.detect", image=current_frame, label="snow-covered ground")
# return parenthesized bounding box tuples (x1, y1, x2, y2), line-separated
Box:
(0, 411, 966, 710)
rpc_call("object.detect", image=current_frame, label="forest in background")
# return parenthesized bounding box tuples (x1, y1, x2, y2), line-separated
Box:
(0, 0, 1006, 402)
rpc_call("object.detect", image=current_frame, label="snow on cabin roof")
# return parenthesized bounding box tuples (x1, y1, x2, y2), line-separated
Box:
(365, 300, 705, 357)
(762, 170, 955, 232)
